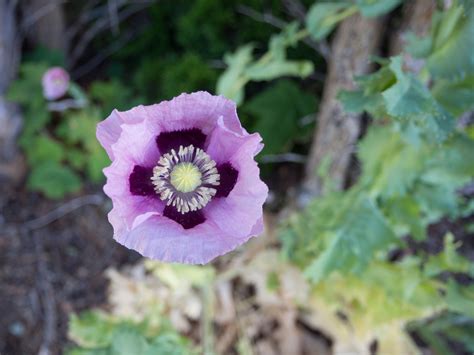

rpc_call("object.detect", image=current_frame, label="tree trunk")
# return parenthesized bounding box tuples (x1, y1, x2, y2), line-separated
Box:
(0, 0, 24, 185)
(24, 0, 66, 54)
(300, 15, 385, 202)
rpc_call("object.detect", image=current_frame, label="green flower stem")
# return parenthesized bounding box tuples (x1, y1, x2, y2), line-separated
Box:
(201, 279, 215, 355)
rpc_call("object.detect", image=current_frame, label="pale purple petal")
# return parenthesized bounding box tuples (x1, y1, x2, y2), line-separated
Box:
(97, 105, 148, 159)
(115, 213, 263, 264)
(205, 125, 268, 239)
(143, 91, 246, 138)
(103, 119, 163, 229)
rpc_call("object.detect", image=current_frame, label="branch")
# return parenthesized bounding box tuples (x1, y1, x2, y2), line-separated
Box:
(21, 194, 104, 231)
(69, 1, 152, 67)
(236, 4, 330, 60)
(35, 234, 57, 355)
(20, 0, 68, 31)
(72, 25, 143, 78)
(260, 153, 307, 164)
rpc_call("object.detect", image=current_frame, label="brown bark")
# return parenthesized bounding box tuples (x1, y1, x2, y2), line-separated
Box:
(301, 15, 385, 200)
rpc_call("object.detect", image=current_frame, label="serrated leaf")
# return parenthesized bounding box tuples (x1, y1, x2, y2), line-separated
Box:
(28, 161, 82, 199)
(359, 127, 429, 197)
(244, 80, 316, 155)
(382, 57, 454, 141)
(338, 64, 395, 117)
(306, 2, 356, 40)
(305, 194, 397, 282)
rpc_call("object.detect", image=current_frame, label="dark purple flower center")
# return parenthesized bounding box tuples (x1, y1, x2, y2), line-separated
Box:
(156, 128, 206, 154)
(129, 165, 154, 196)
(129, 128, 238, 229)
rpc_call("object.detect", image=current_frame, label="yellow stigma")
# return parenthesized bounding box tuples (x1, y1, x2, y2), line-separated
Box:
(170, 162, 202, 193)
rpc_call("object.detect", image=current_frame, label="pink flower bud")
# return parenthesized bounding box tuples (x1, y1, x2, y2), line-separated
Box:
(42, 67, 70, 100)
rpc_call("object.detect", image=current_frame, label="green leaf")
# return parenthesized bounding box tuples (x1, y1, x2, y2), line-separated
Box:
(66, 148, 88, 170)
(28, 161, 82, 199)
(57, 107, 109, 183)
(6, 62, 48, 104)
(424, 234, 474, 278)
(426, 3, 474, 79)
(246, 60, 313, 82)
(306, 2, 357, 40)
(446, 281, 474, 318)
(68, 311, 116, 348)
(382, 57, 454, 142)
(145, 333, 193, 355)
(410, 313, 474, 355)
(216, 23, 313, 105)
(405, 32, 433, 58)
(68, 310, 195, 355)
(87, 145, 109, 183)
(216, 44, 254, 104)
(160, 53, 218, 99)
(314, 259, 442, 331)
(432, 74, 474, 116)
(359, 127, 429, 198)
(383, 196, 426, 240)
(110, 326, 148, 355)
(89, 80, 135, 115)
(66, 348, 109, 355)
(305, 194, 397, 282)
(339, 64, 395, 117)
(245, 23, 313, 80)
(8, 63, 51, 143)
(244, 80, 316, 155)
(355, 0, 402, 17)
(24, 135, 64, 167)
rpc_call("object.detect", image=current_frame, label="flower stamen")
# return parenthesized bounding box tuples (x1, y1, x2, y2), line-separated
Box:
(151, 145, 220, 214)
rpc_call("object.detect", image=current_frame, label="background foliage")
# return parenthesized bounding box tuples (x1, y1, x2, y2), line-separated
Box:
(5, 0, 474, 354)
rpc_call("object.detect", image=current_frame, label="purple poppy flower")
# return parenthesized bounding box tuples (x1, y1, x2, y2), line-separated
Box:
(97, 92, 268, 264)
(42, 67, 70, 100)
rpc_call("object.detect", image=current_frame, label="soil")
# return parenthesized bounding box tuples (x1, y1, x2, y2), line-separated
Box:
(0, 185, 139, 355)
